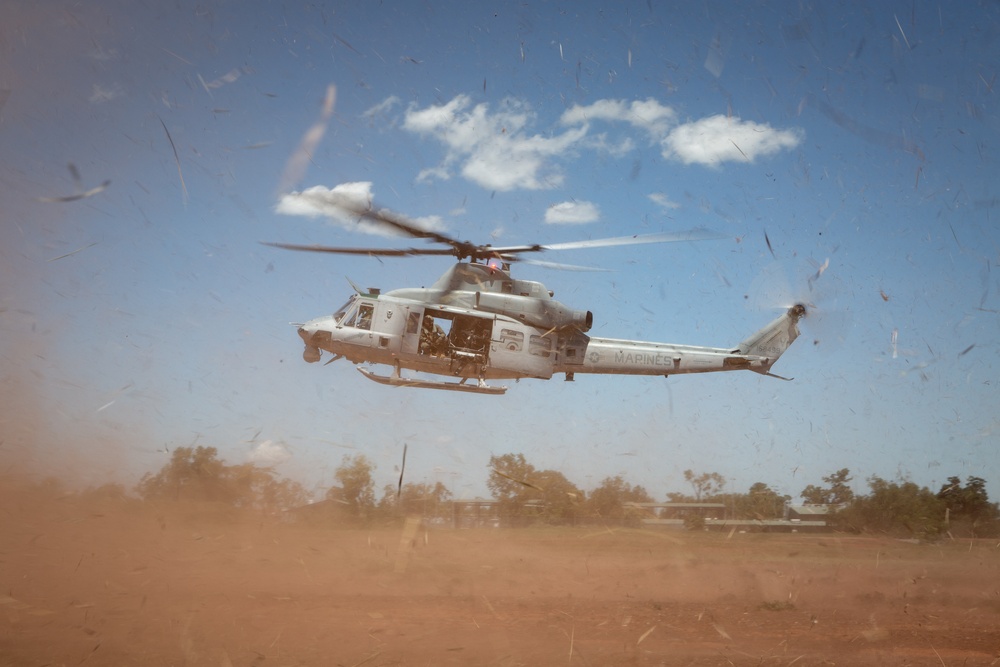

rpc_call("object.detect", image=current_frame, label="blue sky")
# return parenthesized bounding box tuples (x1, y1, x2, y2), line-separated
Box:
(1, 1, 998, 502)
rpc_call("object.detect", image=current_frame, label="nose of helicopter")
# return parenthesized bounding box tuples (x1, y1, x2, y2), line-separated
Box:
(298, 321, 332, 348)
(297, 322, 315, 342)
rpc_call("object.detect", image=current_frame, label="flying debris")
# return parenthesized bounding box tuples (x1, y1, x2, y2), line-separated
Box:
(764, 229, 776, 258)
(492, 467, 544, 492)
(277, 84, 336, 195)
(808, 258, 830, 290)
(48, 242, 98, 262)
(37, 163, 110, 203)
(157, 116, 188, 203)
(396, 443, 408, 502)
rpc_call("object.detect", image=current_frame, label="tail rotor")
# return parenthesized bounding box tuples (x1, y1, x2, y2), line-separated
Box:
(746, 258, 850, 353)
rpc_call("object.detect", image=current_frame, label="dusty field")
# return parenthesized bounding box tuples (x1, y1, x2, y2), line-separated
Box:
(2, 485, 999, 666)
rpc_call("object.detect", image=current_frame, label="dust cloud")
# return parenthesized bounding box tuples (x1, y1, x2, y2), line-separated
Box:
(2, 465, 999, 664)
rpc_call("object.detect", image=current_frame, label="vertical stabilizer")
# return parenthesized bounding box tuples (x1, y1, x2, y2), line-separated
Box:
(737, 304, 806, 373)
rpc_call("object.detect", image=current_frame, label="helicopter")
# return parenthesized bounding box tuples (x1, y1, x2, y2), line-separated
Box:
(264, 200, 807, 395)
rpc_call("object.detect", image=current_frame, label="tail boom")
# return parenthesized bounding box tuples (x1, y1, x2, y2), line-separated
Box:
(554, 305, 804, 378)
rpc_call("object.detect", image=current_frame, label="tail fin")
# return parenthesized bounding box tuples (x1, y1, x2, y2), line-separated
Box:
(736, 304, 806, 376)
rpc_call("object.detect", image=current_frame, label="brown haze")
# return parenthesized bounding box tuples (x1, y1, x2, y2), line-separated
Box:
(2, 435, 999, 665)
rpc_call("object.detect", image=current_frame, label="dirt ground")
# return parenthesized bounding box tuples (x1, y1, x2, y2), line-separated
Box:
(2, 483, 999, 666)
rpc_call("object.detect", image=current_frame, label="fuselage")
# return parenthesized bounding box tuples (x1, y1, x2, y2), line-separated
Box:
(296, 263, 804, 387)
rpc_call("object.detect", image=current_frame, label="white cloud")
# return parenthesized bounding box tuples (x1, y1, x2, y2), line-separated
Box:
(374, 95, 802, 194)
(416, 165, 451, 183)
(403, 95, 481, 137)
(275, 181, 447, 237)
(560, 101, 801, 168)
(89, 47, 119, 62)
(560, 99, 629, 125)
(402, 95, 587, 191)
(545, 200, 600, 224)
(585, 133, 635, 158)
(89, 83, 123, 104)
(249, 440, 291, 466)
(361, 95, 400, 125)
(561, 98, 676, 138)
(461, 126, 586, 190)
(412, 214, 446, 232)
(276, 181, 372, 221)
(648, 193, 681, 210)
(628, 99, 677, 132)
(661, 115, 804, 167)
(200, 67, 248, 90)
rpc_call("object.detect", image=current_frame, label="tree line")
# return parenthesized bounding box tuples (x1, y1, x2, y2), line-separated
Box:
(125, 446, 998, 539)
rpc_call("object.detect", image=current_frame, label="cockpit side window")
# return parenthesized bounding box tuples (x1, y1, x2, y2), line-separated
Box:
(355, 303, 374, 330)
(406, 311, 421, 334)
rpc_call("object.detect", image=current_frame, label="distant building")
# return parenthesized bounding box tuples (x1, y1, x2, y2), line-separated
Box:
(629, 502, 833, 532)
(451, 497, 500, 529)
(787, 504, 834, 522)
(625, 501, 727, 526)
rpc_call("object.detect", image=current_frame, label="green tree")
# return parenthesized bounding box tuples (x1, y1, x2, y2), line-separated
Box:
(137, 446, 309, 513)
(79, 482, 130, 503)
(800, 468, 854, 505)
(529, 469, 584, 524)
(226, 464, 308, 513)
(259, 475, 309, 513)
(835, 476, 944, 539)
(937, 476, 999, 534)
(683, 470, 726, 501)
(378, 481, 452, 519)
(735, 482, 790, 520)
(137, 446, 235, 503)
(486, 453, 583, 525)
(799, 484, 825, 505)
(487, 453, 537, 525)
(587, 475, 654, 525)
(329, 454, 376, 521)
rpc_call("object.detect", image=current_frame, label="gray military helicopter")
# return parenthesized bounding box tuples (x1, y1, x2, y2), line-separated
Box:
(265, 202, 806, 395)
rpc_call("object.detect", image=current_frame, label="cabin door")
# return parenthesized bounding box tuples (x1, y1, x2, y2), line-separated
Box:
(489, 320, 554, 379)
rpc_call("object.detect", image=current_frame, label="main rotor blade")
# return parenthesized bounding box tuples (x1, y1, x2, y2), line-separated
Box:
(263, 227, 726, 261)
(513, 257, 610, 272)
(330, 199, 461, 248)
(539, 228, 725, 252)
(260, 241, 456, 257)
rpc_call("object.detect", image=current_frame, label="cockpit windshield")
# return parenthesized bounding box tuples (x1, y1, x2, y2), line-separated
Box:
(332, 296, 357, 324)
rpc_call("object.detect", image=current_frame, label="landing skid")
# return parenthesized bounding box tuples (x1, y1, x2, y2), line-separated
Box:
(357, 367, 507, 395)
